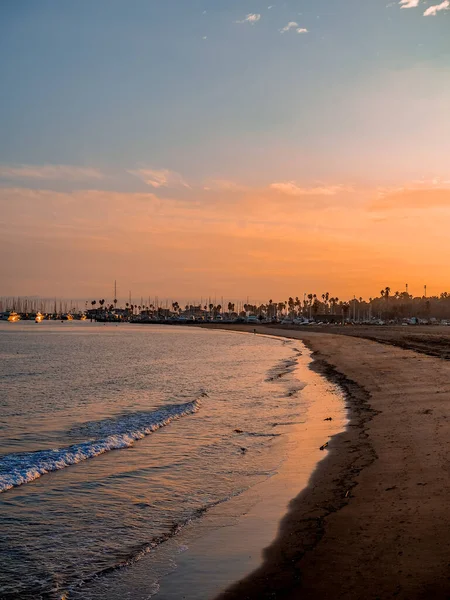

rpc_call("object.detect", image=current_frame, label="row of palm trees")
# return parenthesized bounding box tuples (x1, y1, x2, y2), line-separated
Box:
(77, 289, 435, 321)
(4, 287, 450, 322)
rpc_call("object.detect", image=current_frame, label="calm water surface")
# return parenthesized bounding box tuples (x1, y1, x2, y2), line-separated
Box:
(0, 322, 310, 599)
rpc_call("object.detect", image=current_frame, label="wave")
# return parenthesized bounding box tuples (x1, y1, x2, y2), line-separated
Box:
(0, 399, 202, 493)
(266, 354, 299, 382)
(67, 486, 246, 599)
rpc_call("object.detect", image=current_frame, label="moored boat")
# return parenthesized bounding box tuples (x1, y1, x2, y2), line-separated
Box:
(0, 311, 21, 322)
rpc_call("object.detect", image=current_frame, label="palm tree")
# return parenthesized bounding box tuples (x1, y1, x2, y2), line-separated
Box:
(312, 298, 320, 317)
(276, 302, 285, 317)
(329, 297, 335, 314)
(342, 302, 350, 322)
(307, 294, 313, 319)
(288, 297, 295, 314)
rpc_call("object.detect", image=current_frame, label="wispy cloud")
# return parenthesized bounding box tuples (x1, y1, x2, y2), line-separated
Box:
(371, 189, 450, 211)
(270, 182, 353, 196)
(371, 179, 450, 210)
(236, 13, 261, 24)
(0, 164, 103, 181)
(398, 0, 449, 14)
(280, 21, 298, 33)
(424, 0, 449, 15)
(279, 21, 308, 33)
(128, 167, 190, 189)
(399, 0, 420, 8)
(203, 179, 250, 192)
(376, 178, 450, 198)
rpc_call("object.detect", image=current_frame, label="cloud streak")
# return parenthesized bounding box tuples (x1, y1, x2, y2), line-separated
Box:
(0, 164, 103, 181)
(279, 21, 308, 33)
(398, 0, 449, 14)
(371, 188, 450, 211)
(399, 0, 420, 8)
(236, 13, 261, 24)
(128, 167, 190, 189)
(424, 0, 449, 15)
(270, 182, 353, 196)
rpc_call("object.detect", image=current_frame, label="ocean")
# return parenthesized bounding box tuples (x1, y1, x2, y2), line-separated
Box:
(0, 321, 345, 599)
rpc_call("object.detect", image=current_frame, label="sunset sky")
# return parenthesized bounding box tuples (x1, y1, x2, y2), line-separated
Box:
(1, 0, 449, 303)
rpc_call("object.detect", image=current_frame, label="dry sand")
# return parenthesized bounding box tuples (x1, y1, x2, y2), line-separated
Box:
(203, 325, 450, 600)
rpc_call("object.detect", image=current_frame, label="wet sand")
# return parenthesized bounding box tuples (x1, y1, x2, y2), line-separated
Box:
(153, 341, 347, 599)
(203, 325, 450, 600)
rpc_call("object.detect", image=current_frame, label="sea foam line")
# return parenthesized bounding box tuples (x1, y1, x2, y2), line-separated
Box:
(0, 399, 202, 493)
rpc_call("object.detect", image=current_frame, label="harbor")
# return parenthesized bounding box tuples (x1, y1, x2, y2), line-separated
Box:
(3, 286, 450, 327)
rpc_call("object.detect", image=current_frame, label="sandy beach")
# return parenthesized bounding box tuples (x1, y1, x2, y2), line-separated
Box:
(201, 325, 450, 600)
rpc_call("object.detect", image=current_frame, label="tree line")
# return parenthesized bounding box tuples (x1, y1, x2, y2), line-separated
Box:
(3, 288, 450, 321)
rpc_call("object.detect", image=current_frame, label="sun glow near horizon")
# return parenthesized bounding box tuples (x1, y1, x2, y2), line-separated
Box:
(2, 178, 450, 300)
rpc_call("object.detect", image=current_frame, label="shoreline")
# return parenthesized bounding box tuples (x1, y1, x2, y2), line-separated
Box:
(151, 336, 347, 599)
(213, 327, 377, 599)
(201, 325, 450, 599)
(62, 329, 347, 600)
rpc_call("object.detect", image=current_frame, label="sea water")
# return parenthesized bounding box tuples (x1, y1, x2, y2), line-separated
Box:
(0, 322, 344, 599)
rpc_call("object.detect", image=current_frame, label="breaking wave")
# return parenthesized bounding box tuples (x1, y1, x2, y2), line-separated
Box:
(0, 399, 202, 493)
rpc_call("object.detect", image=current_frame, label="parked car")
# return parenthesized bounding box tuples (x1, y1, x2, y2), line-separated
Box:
(246, 315, 259, 324)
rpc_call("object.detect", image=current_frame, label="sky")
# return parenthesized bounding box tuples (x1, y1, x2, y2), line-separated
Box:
(1, 0, 449, 303)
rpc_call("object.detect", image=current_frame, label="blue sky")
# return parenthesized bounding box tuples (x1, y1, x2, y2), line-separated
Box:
(1, 0, 449, 186)
(1, 1, 449, 299)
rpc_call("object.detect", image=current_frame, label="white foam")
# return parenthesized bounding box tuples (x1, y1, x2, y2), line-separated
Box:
(0, 400, 201, 493)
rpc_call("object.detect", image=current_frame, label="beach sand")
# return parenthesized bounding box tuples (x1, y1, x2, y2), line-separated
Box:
(203, 325, 450, 600)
